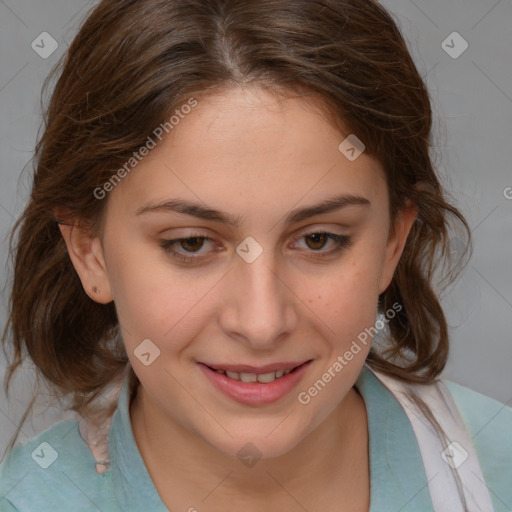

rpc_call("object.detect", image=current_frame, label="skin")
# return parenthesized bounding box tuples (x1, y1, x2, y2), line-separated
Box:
(60, 86, 417, 511)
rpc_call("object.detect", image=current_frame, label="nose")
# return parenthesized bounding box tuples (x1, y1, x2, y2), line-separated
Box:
(219, 247, 298, 350)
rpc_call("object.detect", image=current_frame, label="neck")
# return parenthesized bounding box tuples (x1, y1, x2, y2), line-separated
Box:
(130, 385, 369, 511)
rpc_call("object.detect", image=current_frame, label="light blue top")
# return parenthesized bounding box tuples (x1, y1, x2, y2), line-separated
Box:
(1, 365, 511, 511)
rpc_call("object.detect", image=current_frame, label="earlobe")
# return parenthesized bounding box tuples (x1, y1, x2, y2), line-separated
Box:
(58, 222, 114, 304)
(378, 203, 418, 294)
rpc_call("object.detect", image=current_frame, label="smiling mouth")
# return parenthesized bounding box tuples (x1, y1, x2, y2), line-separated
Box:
(203, 361, 311, 384)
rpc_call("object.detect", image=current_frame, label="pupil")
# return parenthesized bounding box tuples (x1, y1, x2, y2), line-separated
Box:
(307, 233, 326, 250)
(182, 237, 203, 252)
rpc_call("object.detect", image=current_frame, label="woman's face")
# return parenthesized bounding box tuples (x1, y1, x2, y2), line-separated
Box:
(87, 86, 415, 458)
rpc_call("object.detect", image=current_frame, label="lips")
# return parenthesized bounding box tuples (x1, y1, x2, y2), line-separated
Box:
(204, 361, 309, 384)
(212, 367, 294, 383)
(204, 361, 308, 374)
(198, 360, 312, 405)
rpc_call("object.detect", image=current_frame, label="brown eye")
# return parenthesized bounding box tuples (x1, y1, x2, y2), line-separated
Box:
(293, 232, 353, 259)
(305, 233, 329, 250)
(179, 237, 205, 252)
(159, 235, 216, 264)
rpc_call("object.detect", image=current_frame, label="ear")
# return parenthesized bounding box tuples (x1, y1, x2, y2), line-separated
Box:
(58, 221, 114, 304)
(378, 201, 418, 294)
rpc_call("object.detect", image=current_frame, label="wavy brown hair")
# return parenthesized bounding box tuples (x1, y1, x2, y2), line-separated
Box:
(2, 0, 470, 455)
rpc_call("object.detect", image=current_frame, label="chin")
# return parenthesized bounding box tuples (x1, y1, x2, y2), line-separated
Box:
(201, 421, 308, 463)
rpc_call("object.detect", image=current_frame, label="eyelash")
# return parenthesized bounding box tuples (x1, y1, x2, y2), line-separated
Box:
(158, 232, 353, 264)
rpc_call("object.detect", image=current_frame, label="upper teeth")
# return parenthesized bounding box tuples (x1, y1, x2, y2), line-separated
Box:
(215, 368, 293, 383)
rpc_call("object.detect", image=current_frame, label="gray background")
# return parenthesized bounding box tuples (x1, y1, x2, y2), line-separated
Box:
(1, 0, 511, 455)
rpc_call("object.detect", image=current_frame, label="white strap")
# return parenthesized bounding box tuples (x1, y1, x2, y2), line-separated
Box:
(370, 368, 495, 512)
(77, 367, 129, 473)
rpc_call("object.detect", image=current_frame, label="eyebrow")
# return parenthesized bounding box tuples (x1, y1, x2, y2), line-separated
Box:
(135, 194, 371, 226)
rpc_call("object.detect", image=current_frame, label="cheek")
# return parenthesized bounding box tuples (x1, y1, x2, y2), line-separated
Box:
(308, 244, 385, 343)
(318, 273, 378, 338)
(104, 240, 202, 345)
(108, 255, 241, 371)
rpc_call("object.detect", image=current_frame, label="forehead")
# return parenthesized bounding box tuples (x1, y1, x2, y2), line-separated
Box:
(106, 86, 388, 222)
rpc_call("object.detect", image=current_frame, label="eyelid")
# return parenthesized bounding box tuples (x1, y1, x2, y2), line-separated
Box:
(158, 236, 217, 265)
(159, 229, 353, 265)
(290, 232, 352, 253)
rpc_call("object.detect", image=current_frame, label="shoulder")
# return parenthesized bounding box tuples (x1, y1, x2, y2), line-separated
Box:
(0, 418, 116, 512)
(442, 378, 512, 510)
(442, 378, 512, 440)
